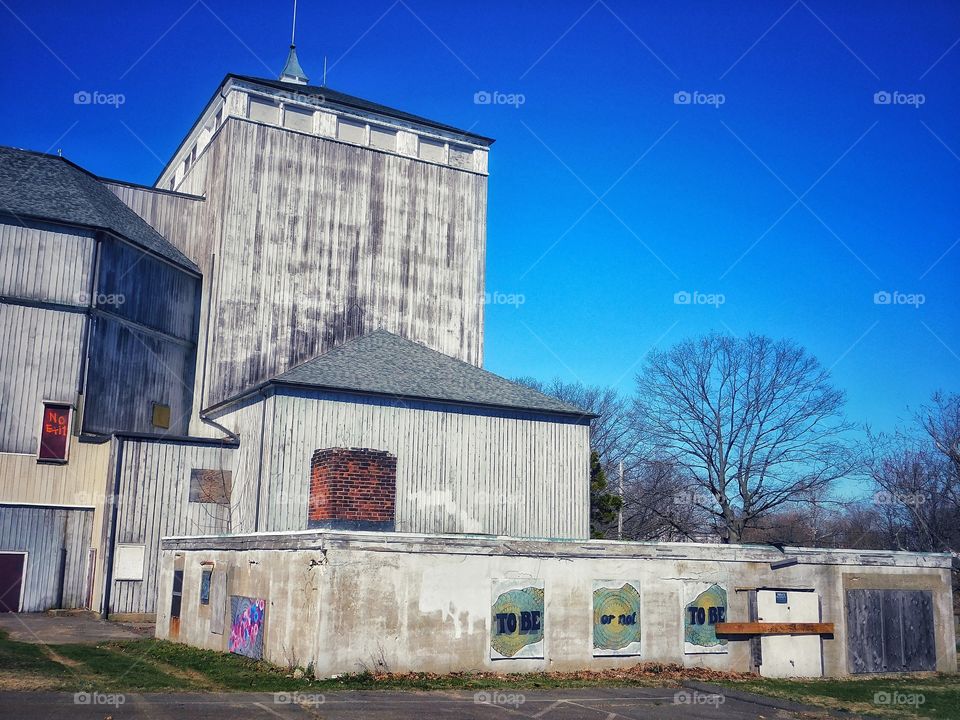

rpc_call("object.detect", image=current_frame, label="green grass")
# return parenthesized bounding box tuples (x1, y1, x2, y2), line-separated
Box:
(722, 675, 960, 719)
(2, 628, 959, 719)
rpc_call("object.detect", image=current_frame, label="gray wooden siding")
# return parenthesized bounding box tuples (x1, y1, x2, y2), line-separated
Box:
(110, 438, 235, 615)
(203, 120, 487, 406)
(112, 119, 488, 410)
(0, 505, 93, 611)
(216, 390, 591, 540)
(82, 236, 200, 437)
(0, 220, 95, 304)
(845, 589, 937, 673)
(0, 305, 85, 453)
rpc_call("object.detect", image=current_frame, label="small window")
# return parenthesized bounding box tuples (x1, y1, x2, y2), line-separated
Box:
(248, 96, 279, 124)
(337, 118, 366, 144)
(200, 569, 212, 605)
(284, 105, 314, 133)
(214, 107, 223, 128)
(418, 137, 445, 163)
(370, 126, 397, 151)
(152, 403, 171, 429)
(38, 402, 71, 463)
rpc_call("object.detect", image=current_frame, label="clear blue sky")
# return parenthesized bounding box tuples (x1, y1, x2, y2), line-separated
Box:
(1, 0, 957, 440)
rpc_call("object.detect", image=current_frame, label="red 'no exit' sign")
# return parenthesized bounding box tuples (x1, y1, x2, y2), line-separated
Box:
(38, 403, 71, 462)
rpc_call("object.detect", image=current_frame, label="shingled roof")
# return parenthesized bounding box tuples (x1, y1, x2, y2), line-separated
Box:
(255, 330, 591, 418)
(0, 145, 199, 273)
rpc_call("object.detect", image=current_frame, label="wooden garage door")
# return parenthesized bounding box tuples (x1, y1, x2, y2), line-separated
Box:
(845, 589, 936, 673)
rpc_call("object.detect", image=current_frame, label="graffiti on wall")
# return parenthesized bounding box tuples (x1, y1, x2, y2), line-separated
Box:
(491, 579, 544, 659)
(683, 583, 728, 654)
(592, 580, 642, 656)
(229, 596, 266, 660)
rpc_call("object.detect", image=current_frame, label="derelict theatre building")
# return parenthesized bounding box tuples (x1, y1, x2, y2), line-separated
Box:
(0, 49, 954, 679)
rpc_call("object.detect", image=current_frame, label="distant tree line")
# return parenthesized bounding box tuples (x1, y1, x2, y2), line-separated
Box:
(516, 333, 960, 577)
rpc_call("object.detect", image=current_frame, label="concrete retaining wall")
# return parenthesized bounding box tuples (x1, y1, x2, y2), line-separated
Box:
(156, 530, 956, 678)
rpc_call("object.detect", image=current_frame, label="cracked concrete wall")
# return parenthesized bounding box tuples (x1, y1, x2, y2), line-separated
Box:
(155, 532, 955, 678)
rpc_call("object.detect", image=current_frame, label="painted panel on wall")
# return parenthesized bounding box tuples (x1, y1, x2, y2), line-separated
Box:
(683, 583, 728, 655)
(209, 571, 227, 635)
(490, 579, 544, 660)
(593, 580, 642, 656)
(229, 596, 265, 659)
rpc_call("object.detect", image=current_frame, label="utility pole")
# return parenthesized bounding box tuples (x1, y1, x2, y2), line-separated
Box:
(618, 460, 624, 540)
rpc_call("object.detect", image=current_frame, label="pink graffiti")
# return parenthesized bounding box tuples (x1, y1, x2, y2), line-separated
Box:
(229, 598, 265, 656)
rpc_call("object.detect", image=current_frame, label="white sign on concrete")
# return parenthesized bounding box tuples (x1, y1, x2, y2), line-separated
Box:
(490, 578, 544, 660)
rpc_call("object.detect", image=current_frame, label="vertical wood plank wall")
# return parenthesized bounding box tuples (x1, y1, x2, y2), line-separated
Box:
(110, 439, 234, 615)
(215, 390, 591, 541)
(0, 505, 94, 611)
(0, 221, 93, 453)
(107, 116, 488, 410)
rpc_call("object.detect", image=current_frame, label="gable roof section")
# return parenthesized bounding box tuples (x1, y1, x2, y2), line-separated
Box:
(253, 330, 591, 419)
(0, 145, 199, 273)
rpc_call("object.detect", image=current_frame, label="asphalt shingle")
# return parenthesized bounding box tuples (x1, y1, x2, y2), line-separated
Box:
(0, 145, 199, 272)
(272, 330, 590, 417)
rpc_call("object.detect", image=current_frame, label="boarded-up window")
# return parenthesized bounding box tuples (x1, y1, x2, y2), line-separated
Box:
(337, 118, 366, 144)
(248, 97, 279, 124)
(370, 126, 397, 151)
(419, 138, 445, 163)
(284, 105, 314, 133)
(189, 469, 232, 505)
(210, 571, 227, 634)
(845, 589, 936, 673)
(449, 144, 474, 170)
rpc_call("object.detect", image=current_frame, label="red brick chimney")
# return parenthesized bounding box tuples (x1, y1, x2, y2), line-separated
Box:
(308, 448, 397, 531)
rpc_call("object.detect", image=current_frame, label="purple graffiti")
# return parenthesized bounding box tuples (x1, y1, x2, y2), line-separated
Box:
(229, 596, 266, 659)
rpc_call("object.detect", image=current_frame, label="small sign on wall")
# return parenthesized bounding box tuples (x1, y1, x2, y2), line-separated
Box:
(37, 402, 71, 462)
(114, 544, 146, 581)
(593, 581, 642, 656)
(490, 579, 544, 660)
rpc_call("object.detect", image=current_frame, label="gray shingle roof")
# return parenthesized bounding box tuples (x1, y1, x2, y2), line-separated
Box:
(271, 330, 591, 418)
(0, 145, 199, 273)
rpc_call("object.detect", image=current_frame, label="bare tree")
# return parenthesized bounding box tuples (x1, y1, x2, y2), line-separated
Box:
(864, 392, 960, 556)
(631, 333, 855, 543)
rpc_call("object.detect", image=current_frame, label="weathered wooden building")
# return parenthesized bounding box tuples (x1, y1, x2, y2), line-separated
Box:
(0, 54, 590, 617)
(0, 49, 952, 680)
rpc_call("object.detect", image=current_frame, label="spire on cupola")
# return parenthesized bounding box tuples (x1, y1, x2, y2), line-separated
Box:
(279, 0, 309, 85)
